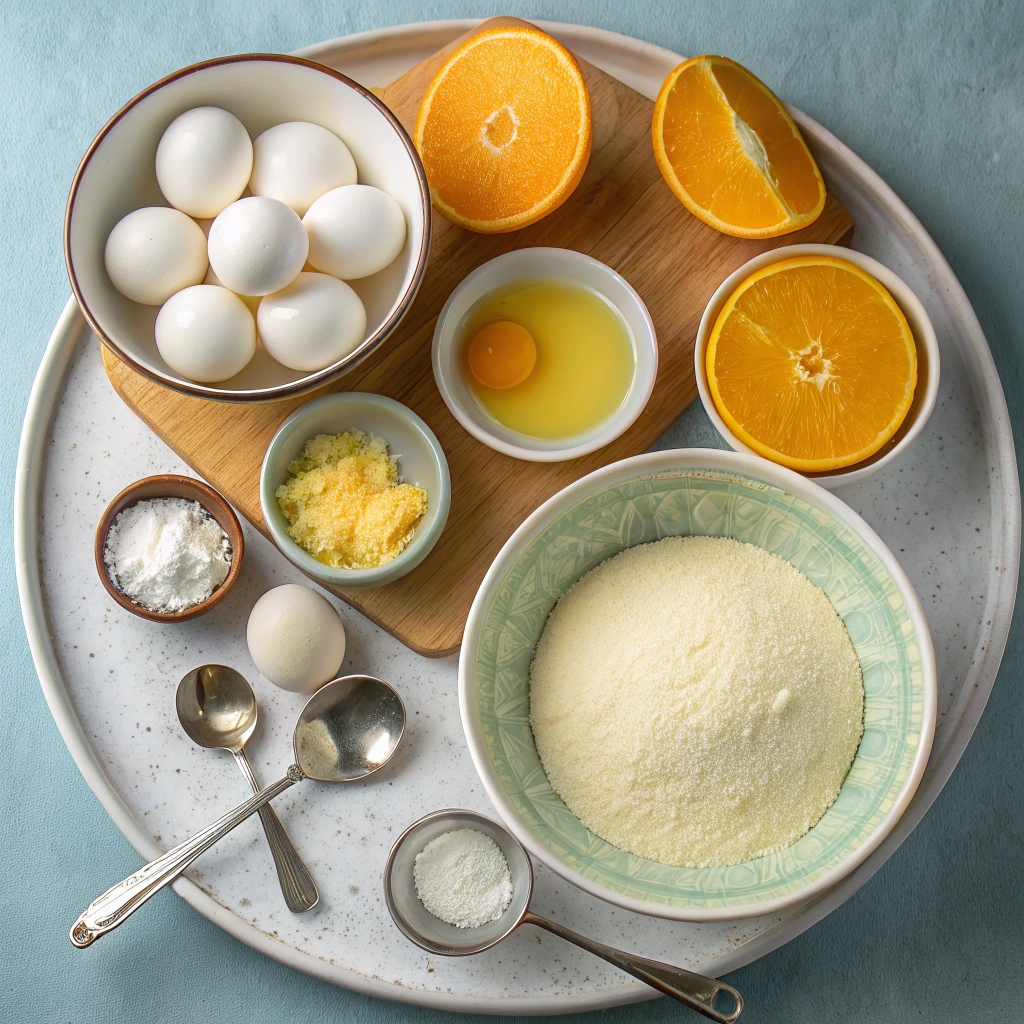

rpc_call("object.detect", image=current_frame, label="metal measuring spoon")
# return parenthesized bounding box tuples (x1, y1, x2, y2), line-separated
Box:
(175, 665, 319, 914)
(384, 809, 743, 1023)
(70, 675, 406, 947)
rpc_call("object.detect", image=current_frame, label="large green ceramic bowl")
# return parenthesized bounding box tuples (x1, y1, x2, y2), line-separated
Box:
(459, 449, 936, 921)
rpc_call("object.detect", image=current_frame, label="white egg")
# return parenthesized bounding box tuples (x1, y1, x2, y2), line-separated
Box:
(156, 106, 253, 218)
(155, 285, 256, 382)
(250, 121, 357, 217)
(207, 196, 308, 296)
(258, 272, 366, 372)
(303, 184, 407, 280)
(104, 207, 208, 305)
(246, 584, 346, 694)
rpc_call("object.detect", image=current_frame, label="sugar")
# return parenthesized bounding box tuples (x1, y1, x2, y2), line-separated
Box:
(103, 497, 231, 613)
(529, 535, 864, 868)
(413, 828, 513, 929)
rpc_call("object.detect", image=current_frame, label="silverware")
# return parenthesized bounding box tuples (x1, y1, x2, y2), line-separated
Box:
(384, 809, 743, 1023)
(175, 664, 318, 914)
(70, 674, 406, 947)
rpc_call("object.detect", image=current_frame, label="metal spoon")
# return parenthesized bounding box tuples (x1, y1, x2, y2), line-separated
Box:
(70, 674, 405, 948)
(175, 665, 318, 914)
(384, 809, 743, 1023)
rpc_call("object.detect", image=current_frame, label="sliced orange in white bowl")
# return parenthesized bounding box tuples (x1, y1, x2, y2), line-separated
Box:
(652, 55, 825, 238)
(706, 254, 918, 473)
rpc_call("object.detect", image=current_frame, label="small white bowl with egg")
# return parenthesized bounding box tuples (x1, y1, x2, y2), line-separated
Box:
(432, 248, 658, 462)
(66, 53, 429, 402)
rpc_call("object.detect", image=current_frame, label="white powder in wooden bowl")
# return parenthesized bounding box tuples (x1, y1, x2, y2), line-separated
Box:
(103, 497, 231, 613)
(529, 536, 864, 868)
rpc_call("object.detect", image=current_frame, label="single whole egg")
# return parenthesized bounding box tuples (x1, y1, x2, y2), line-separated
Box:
(208, 196, 308, 296)
(104, 207, 208, 305)
(258, 272, 366, 372)
(250, 121, 357, 217)
(156, 106, 253, 218)
(155, 284, 256, 382)
(246, 584, 346, 694)
(303, 184, 406, 280)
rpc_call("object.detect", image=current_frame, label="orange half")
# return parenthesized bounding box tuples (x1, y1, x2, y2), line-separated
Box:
(414, 26, 592, 233)
(653, 55, 825, 238)
(706, 256, 917, 471)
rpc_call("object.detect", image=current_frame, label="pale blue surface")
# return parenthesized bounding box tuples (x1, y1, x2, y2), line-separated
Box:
(2, 2, 1022, 1022)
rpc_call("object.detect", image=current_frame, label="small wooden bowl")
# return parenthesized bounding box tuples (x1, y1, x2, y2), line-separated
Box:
(95, 474, 244, 622)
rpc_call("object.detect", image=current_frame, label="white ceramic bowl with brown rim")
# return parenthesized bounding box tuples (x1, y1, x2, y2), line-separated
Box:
(693, 244, 940, 489)
(66, 53, 430, 402)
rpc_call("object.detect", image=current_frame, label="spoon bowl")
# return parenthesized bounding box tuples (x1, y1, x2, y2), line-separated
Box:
(294, 675, 407, 782)
(385, 809, 743, 1023)
(176, 664, 258, 751)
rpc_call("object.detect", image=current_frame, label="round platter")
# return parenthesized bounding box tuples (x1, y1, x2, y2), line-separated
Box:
(15, 19, 1020, 1015)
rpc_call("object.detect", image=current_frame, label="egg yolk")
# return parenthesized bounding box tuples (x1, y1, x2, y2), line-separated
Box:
(467, 320, 537, 390)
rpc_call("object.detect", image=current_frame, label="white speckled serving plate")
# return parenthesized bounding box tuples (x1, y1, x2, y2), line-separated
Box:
(15, 21, 1020, 1015)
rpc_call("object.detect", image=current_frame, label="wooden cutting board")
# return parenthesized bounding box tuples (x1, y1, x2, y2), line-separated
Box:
(103, 17, 853, 657)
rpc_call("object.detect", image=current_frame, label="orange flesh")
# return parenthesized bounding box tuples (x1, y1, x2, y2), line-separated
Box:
(414, 26, 592, 233)
(707, 256, 917, 471)
(468, 320, 537, 389)
(653, 56, 825, 238)
(710, 62, 823, 217)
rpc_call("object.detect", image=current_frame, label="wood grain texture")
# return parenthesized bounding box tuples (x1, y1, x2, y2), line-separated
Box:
(102, 18, 854, 657)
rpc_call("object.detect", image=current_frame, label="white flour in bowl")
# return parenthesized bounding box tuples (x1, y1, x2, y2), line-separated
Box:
(103, 497, 231, 613)
(529, 535, 864, 868)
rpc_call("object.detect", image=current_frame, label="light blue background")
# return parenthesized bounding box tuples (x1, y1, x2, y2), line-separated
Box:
(2, 2, 1022, 1022)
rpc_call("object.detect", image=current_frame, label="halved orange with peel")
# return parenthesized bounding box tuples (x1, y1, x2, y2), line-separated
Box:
(653, 56, 825, 238)
(706, 256, 917, 472)
(414, 25, 591, 233)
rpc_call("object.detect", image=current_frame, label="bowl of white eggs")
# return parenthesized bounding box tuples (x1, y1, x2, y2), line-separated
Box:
(66, 53, 430, 401)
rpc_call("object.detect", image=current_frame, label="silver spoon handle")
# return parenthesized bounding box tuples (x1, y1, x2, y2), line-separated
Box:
(522, 911, 743, 1022)
(69, 765, 304, 948)
(232, 749, 319, 914)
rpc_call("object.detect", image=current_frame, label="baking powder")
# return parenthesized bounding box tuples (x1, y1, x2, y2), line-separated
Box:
(103, 497, 232, 613)
(413, 828, 513, 929)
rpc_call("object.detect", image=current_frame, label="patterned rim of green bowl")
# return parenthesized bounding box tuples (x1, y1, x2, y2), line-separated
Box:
(459, 449, 936, 921)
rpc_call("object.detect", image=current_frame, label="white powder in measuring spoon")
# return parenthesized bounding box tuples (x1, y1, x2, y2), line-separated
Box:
(103, 497, 232, 613)
(413, 829, 514, 929)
